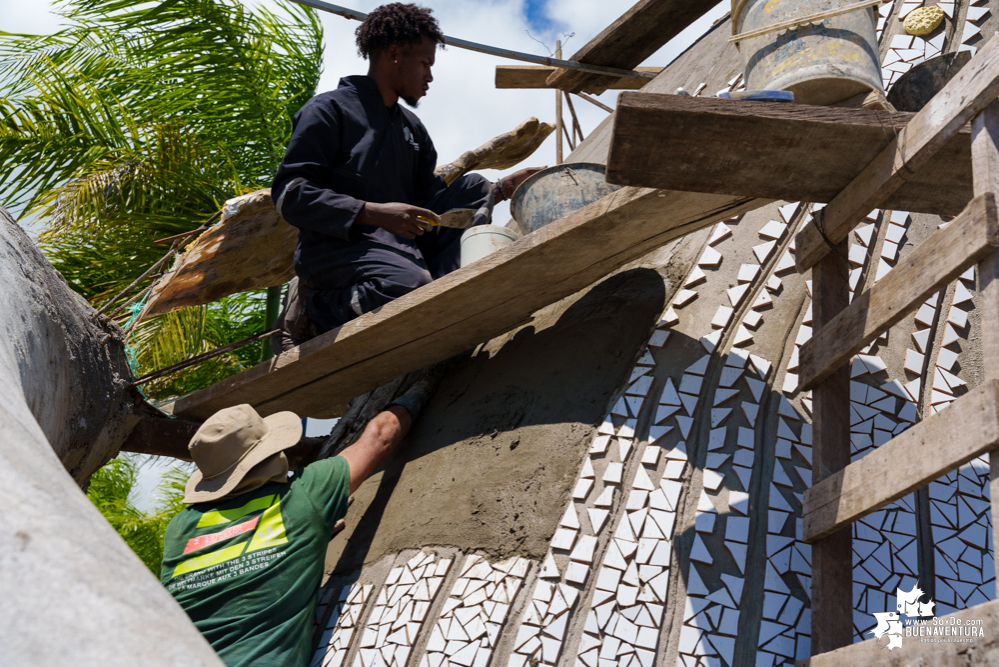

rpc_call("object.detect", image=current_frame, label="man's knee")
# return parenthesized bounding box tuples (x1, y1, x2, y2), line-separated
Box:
(389, 264, 433, 292)
(453, 173, 492, 197)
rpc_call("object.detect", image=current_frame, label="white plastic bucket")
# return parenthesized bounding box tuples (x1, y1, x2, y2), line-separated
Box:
(459, 225, 519, 267)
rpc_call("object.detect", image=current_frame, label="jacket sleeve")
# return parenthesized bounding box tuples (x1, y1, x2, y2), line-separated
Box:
(413, 124, 447, 208)
(272, 101, 362, 241)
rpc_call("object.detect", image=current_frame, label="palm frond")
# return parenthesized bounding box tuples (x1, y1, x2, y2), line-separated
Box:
(1, 0, 321, 399)
(86, 453, 191, 573)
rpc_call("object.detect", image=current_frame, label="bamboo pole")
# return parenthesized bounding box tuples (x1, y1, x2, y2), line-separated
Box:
(556, 40, 563, 164)
(575, 91, 613, 113)
(564, 91, 584, 143)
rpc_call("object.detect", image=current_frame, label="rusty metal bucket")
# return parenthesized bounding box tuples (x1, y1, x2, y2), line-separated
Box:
(510, 163, 622, 235)
(732, 0, 885, 106)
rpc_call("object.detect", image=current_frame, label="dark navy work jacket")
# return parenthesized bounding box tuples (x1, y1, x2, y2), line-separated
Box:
(272, 76, 447, 288)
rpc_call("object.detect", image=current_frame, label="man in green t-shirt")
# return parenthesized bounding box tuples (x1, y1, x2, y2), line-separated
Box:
(160, 381, 428, 667)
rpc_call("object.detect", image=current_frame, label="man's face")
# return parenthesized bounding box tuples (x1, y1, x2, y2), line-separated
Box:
(391, 38, 436, 107)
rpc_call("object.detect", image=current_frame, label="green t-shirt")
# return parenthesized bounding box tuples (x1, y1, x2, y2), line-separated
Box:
(161, 456, 351, 667)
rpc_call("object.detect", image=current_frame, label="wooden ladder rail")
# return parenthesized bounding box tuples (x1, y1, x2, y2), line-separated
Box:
(799, 89, 999, 663)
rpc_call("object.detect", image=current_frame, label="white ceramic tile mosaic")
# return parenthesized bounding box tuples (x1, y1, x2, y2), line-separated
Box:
(312, 583, 373, 667)
(423, 555, 528, 667)
(351, 553, 452, 667)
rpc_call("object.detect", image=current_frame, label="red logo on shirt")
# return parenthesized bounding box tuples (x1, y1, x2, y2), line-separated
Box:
(183, 516, 261, 554)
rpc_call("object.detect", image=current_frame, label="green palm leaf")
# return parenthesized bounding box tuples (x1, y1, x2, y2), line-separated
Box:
(0, 0, 322, 400)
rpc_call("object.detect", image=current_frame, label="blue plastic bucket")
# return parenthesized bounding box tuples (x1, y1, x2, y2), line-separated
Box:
(510, 163, 622, 235)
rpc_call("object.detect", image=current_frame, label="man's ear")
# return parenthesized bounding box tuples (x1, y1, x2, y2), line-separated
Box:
(387, 43, 400, 64)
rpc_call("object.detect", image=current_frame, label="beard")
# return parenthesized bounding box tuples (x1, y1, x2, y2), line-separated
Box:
(402, 95, 420, 108)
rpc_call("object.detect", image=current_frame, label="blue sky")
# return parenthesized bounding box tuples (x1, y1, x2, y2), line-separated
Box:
(523, 0, 557, 34)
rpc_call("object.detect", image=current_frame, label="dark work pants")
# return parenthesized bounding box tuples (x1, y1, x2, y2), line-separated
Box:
(303, 173, 494, 333)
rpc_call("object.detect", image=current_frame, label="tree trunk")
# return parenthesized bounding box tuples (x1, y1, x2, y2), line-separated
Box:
(0, 207, 224, 666)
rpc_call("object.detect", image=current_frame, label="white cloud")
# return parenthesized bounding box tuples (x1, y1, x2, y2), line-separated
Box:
(0, 0, 728, 223)
(0, 1, 63, 35)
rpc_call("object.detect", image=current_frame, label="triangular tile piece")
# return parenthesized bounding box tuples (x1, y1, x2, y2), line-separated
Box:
(779, 203, 799, 223)
(709, 223, 733, 246)
(714, 388, 740, 406)
(680, 393, 699, 416)
(727, 284, 750, 307)
(561, 504, 580, 529)
(701, 331, 721, 353)
(953, 282, 974, 305)
(749, 355, 771, 377)
(733, 325, 753, 346)
(655, 404, 681, 424)
(746, 378, 766, 402)
(753, 241, 777, 263)
(660, 379, 681, 406)
(712, 408, 731, 427)
(587, 508, 610, 534)
(540, 551, 560, 579)
(753, 292, 773, 309)
(611, 396, 630, 417)
(687, 356, 710, 375)
(685, 267, 707, 287)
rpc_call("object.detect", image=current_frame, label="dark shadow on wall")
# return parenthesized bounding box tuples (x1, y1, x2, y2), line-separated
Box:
(326, 267, 668, 573)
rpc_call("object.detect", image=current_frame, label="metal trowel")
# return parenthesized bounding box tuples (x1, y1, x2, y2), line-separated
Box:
(418, 208, 477, 229)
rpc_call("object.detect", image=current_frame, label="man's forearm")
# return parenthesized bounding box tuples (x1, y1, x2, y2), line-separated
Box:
(341, 406, 413, 493)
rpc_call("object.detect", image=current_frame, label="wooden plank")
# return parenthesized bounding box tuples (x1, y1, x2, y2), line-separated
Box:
(545, 0, 718, 95)
(793, 33, 999, 272)
(606, 93, 974, 216)
(973, 99, 999, 571)
(808, 243, 853, 655)
(798, 193, 999, 391)
(803, 380, 999, 543)
(495, 66, 662, 90)
(171, 188, 771, 421)
(796, 598, 999, 666)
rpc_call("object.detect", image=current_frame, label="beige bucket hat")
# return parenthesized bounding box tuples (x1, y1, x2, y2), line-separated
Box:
(184, 404, 302, 503)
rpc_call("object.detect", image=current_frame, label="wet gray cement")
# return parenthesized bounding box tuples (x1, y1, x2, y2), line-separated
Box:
(324, 267, 668, 573)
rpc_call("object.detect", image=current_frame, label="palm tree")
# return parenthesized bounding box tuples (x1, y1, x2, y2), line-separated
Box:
(0, 0, 323, 400)
(85, 454, 192, 574)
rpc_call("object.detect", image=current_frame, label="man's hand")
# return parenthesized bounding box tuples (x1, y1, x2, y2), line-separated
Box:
(358, 202, 440, 239)
(498, 166, 547, 200)
(330, 496, 355, 538)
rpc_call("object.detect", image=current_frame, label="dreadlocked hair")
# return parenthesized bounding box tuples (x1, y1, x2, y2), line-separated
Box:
(355, 3, 444, 60)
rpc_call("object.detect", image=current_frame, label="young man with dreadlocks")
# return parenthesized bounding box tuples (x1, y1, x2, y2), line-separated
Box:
(270, 3, 542, 349)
